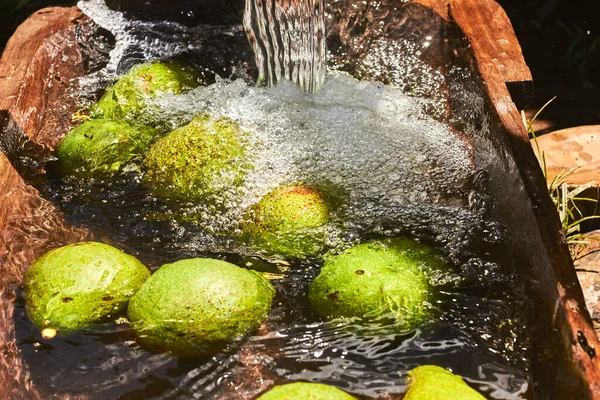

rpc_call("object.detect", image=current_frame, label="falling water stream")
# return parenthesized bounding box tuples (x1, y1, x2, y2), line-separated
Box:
(244, 0, 327, 92)
(9, 0, 537, 398)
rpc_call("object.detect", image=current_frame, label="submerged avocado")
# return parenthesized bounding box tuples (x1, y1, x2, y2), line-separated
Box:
(90, 61, 202, 128)
(56, 119, 160, 178)
(404, 365, 486, 400)
(142, 114, 250, 205)
(242, 185, 330, 258)
(127, 258, 275, 357)
(308, 238, 447, 328)
(257, 382, 357, 400)
(22, 242, 151, 334)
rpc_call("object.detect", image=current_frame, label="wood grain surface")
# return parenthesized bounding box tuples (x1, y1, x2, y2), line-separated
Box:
(0, 7, 88, 399)
(415, 0, 532, 141)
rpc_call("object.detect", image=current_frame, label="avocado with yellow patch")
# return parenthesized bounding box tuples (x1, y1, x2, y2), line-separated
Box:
(22, 242, 151, 335)
(242, 185, 330, 258)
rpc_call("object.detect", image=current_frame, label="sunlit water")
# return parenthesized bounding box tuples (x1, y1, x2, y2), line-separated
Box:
(10, 0, 534, 399)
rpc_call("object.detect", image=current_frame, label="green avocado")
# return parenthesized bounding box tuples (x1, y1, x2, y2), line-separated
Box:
(90, 61, 202, 128)
(56, 119, 160, 178)
(22, 242, 150, 334)
(404, 365, 486, 400)
(142, 114, 250, 205)
(127, 258, 275, 357)
(256, 382, 357, 400)
(308, 238, 446, 328)
(242, 185, 330, 258)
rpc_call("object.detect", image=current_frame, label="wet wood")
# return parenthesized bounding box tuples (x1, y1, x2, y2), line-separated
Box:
(0, 7, 86, 149)
(416, 0, 532, 140)
(0, 151, 86, 396)
(413, 0, 449, 20)
(447, 2, 600, 392)
(449, 0, 532, 139)
(0, 8, 82, 114)
(0, 7, 88, 399)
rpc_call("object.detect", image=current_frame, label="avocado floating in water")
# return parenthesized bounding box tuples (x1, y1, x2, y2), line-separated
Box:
(90, 61, 203, 129)
(308, 238, 447, 328)
(22, 242, 151, 337)
(127, 258, 275, 357)
(256, 382, 357, 400)
(56, 119, 160, 179)
(142, 114, 250, 206)
(404, 365, 486, 400)
(242, 185, 330, 258)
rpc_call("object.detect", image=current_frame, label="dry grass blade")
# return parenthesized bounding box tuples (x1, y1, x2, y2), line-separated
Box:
(525, 97, 600, 256)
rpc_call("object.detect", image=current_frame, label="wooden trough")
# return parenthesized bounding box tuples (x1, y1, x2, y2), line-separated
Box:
(1, 0, 599, 398)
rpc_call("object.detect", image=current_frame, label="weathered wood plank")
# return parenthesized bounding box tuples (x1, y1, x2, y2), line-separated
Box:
(0, 7, 82, 111)
(0, 7, 88, 399)
(413, 0, 449, 20)
(449, 2, 600, 396)
(449, 0, 532, 141)
(0, 152, 87, 399)
(416, 0, 532, 142)
(450, 0, 531, 83)
(0, 7, 85, 149)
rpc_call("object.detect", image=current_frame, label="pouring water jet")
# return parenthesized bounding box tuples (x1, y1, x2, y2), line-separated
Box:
(244, 0, 327, 92)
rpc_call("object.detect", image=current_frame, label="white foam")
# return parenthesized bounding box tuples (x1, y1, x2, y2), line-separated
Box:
(146, 72, 476, 252)
(76, 0, 493, 257)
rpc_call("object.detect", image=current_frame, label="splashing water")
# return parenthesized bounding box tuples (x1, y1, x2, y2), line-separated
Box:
(54, 72, 492, 263)
(244, 0, 327, 92)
